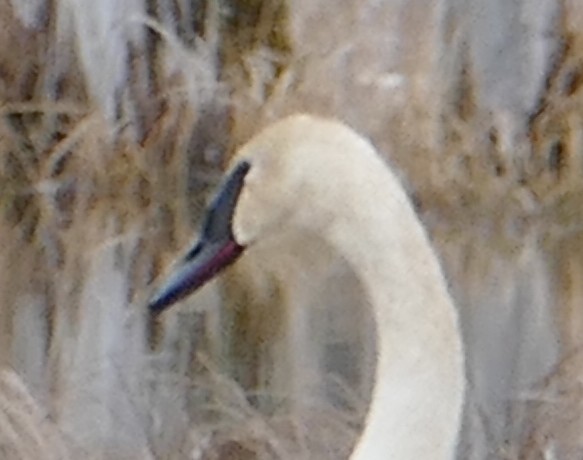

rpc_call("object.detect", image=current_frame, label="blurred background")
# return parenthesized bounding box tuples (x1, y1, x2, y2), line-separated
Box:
(0, 0, 579, 458)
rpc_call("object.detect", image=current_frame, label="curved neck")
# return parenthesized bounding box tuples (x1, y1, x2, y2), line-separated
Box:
(323, 170, 464, 460)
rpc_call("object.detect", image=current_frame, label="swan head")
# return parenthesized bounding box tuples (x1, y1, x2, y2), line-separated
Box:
(147, 114, 366, 314)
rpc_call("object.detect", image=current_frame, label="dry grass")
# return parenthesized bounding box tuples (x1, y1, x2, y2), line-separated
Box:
(2, 0, 583, 459)
(0, 370, 71, 460)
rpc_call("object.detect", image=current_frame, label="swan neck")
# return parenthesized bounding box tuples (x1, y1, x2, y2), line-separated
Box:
(324, 177, 464, 460)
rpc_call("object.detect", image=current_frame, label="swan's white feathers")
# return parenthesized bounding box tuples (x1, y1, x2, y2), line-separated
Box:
(215, 114, 464, 459)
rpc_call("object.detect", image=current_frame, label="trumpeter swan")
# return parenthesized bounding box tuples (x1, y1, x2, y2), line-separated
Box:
(148, 114, 465, 459)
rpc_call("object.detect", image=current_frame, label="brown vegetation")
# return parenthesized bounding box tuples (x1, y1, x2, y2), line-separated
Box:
(1, 0, 583, 458)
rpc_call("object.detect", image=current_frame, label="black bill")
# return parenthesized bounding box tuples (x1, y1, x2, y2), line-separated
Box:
(148, 161, 251, 314)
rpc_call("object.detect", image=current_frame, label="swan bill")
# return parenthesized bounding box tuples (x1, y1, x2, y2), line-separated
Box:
(147, 161, 251, 315)
(147, 238, 244, 314)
